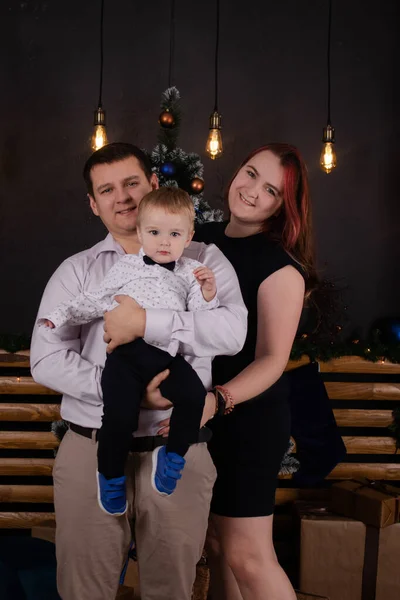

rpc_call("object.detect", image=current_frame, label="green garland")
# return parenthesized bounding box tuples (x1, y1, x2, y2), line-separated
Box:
(1, 329, 399, 363)
(0, 333, 31, 354)
(290, 329, 400, 364)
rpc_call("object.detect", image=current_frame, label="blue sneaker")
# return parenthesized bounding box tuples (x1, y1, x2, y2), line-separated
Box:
(96, 471, 127, 516)
(151, 446, 186, 496)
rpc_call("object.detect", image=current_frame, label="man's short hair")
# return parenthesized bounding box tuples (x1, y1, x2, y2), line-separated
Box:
(83, 142, 153, 196)
(137, 187, 195, 230)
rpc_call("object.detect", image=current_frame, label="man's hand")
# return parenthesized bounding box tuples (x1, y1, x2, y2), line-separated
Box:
(103, 295, 146, 353)
(157, 390, 216, 437)
(142, 369, 172, 411)
(193, 267, 217, 302)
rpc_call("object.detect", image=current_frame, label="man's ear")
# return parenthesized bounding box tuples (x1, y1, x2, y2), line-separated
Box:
(150, 173, 159, 190)
(88, 194, 100, 216)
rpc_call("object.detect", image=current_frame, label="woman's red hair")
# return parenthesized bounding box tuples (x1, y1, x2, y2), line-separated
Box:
(228, 143, 316, 288)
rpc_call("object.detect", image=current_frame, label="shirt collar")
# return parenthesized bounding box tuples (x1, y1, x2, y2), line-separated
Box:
(95, 236, 183, 271)
(93, 233, 127, 259)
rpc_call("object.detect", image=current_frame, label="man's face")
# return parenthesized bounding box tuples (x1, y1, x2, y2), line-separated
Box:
(88, 157, 158, 237)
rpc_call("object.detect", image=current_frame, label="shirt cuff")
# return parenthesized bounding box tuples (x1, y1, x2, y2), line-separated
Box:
(199, 295, 219, 311)
(144, 309, 174, 348)
(37, 314, 64, 329)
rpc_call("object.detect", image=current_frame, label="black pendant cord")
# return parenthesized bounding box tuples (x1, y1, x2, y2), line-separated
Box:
(213, 0, 220, 112)
(168, 0, 175, 88)
(98, 0, 105, 108)
(326, 0, 332, 126)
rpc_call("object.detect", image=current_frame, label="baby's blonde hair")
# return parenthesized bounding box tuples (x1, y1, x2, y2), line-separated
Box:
(137, 187, 195, 230)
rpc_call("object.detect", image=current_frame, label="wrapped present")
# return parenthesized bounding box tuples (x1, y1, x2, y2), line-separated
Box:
(297, 502, 400, 600)
(331, 478, 400, 528)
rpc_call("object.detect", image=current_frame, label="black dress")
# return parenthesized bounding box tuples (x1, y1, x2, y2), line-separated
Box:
(195, 221, 305, 517)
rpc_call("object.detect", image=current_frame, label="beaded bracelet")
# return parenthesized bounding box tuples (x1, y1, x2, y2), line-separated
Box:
(214, 385, 235, 415)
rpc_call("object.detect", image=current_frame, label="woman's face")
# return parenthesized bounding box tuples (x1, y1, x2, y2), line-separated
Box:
(228, 150, 284, 226)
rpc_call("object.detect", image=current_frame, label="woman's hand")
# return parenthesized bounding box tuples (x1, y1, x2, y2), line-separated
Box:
(142, 370, 172, 411)
(157, 390, 216, 437)
(201, 391, 217, 426)
(103, 295, 146, 353)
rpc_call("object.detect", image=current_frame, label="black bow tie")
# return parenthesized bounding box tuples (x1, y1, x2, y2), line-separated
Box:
(143, 255, 176, 272)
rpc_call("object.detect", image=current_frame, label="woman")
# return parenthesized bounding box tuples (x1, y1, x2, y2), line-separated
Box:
(104, 143, 316, 599)
(193, 143, 316, 600)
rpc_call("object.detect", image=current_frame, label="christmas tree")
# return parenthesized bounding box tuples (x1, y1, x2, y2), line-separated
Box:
(148, 87, 223, 224)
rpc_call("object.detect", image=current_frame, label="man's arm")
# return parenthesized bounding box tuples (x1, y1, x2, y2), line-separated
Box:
(38, 260, 127, 328)
(30, 259, 104, 405)
(144, 243, 247, 357)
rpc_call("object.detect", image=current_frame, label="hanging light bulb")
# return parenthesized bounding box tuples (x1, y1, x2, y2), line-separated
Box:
(206, 110, 223, 160)
(206, 0, 223, 159)
(320, 124, 336, 174)
(91, 107, 108, 151)
(90, 0, 108, 151)
(319, 0, 337, 173)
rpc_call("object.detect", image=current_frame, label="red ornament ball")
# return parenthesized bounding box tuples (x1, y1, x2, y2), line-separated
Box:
(190, 177, 204, 194)
(158, 110, 175, 128)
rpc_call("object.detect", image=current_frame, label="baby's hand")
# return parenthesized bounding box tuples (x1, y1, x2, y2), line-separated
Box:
(43, 319, 55, 329)
(193, 266, 217, 302)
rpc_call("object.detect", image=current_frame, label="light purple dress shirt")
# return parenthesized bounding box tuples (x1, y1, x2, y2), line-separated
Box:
(30, 234, 247, 436)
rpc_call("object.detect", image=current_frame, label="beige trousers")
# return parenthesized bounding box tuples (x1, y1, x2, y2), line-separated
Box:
(53, 429, 216, 600)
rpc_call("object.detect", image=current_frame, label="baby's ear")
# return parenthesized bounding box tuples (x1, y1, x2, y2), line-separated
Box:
(137, 227, 143, 243)
(185, 230, 194, 247)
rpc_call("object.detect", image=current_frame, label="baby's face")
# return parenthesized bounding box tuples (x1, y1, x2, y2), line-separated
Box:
(137, 208, 194, 263)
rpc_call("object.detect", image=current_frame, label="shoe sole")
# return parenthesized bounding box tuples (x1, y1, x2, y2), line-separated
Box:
(96, 470, 128, 517)
(150, 447, 169, 497)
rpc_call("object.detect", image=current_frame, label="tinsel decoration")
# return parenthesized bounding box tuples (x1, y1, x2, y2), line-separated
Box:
(51, 420, 69, 455)
(157, 87, 181, 151)
(279, 439, 300, 475)
(1, 329, 399, 363)
(149, 87, 223, 224)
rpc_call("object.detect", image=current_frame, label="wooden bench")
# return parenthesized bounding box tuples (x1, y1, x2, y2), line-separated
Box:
(0, 350, 399, 528)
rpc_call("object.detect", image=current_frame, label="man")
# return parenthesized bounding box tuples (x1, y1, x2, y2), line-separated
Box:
(30, 142, 247, 600)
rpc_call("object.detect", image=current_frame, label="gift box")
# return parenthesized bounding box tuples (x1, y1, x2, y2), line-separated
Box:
(297, 503, 400, 600)
(331, 479, 400, 528)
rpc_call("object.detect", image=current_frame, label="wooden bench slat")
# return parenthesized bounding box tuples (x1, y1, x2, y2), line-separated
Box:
(2, 377, 400, 401)
(333, 409, 393, 427)
(0, 512, 55, 528)
(287, 356, 400, 374)
(0, 403, 61, 421)
(342, 436, 397, 454)
(1, 352, 399, 374)
(0, 432, 59, 450)
(0, 351, 30, 368)
(279, 462, 400, 480)
(4, 459, 398, 481)
(0, 485, 54, 503)
(0, 376, 59, 395)
(0, 458, 55, 476)
(291, 436, 397, 454)
(326, 382, 400, 400)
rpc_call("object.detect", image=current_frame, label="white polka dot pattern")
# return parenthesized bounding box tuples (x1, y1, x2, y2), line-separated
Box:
(38, 250, 219, 356)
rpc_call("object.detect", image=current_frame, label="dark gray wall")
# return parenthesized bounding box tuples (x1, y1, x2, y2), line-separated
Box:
(1, 0, 399, 335)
